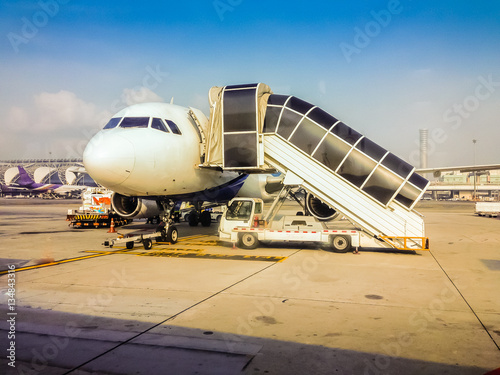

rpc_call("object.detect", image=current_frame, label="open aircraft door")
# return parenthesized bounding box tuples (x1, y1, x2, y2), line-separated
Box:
(205, 83, 272, 170)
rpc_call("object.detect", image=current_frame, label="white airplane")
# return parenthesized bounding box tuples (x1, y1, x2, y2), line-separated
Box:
(83, 102, 280, 228)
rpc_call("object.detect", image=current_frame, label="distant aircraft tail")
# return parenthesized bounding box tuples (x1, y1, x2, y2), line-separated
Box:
(17, 166, 35, 186)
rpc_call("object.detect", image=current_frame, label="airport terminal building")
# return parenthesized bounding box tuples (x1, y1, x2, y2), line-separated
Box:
(0, 159, 96, 188)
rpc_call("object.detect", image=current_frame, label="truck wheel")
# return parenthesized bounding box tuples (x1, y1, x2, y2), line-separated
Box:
(331, 235, 351, 253)
(239, 233, 259, 249)
(200, 211, 211, 227)
(126, 241, 134, 249)
(188, 212, 199, 227)
(166, 226, 178, 244)
(143, 239, 153, 250)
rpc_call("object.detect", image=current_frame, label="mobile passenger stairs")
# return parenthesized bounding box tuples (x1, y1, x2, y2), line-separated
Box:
(201, 83, 430, 252)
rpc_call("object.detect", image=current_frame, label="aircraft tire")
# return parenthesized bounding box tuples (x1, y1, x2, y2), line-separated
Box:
(143, 239, 153, 250)
(330, 235, 351, 253)
(188, 213, 199, 227)
(166, 226, 178, 244)
(126, 241, 134, 249)
(200, 211, 211, 227)
(238, 233, 259, 250)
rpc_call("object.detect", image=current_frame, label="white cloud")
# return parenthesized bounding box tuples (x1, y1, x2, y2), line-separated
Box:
(1, 87, 167, 159)
(34, 90, 102, 132)
(2, 90, 112, 159)
(7, 106, 30, 130)
(6, 90, 111, 134)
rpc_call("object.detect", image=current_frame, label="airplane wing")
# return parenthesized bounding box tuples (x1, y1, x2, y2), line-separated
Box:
(416, 164, 500, 176)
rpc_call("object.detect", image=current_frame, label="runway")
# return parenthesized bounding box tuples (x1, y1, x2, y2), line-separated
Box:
(0, 198, 499, 374)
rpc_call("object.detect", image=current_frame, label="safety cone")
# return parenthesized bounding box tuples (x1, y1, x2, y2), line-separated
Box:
(107, 218, 117, 233)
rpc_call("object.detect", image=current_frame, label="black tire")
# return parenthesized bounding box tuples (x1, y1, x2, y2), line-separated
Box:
(200, 211, 211, 227)
(238, 233, 259, 249)
(331, 235, 351, 253)
(166, 226, 179, 244)
(188, 212, 199, 227)
(126, 241, 134, 249)
(143, 238, 153, 250)
(156, 227, 167, 242)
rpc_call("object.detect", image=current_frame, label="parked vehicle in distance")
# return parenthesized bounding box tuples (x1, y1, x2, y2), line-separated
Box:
(475, 202, 500, 217)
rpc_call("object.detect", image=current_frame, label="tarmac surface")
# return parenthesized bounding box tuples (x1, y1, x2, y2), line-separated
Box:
(0, 198, 499, 374)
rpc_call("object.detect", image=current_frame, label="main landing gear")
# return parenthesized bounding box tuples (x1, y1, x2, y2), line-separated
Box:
(187, 202, 212, 227)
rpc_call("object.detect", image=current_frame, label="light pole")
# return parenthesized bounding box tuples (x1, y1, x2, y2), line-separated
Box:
(472, 139, 477, 201)
(49, 151, 52, 184)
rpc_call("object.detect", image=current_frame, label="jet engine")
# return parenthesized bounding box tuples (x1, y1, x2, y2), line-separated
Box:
(111, 193, 161, 219)
(236, 174, 284, 202)
(305, 193, 340, 221)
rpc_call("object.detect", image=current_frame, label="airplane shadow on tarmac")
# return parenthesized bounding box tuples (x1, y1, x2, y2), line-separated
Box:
(0, 306, 492, 375)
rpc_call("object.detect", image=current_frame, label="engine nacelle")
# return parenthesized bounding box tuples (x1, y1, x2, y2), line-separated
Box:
(305, 193, 340, 221)
(111, 193, 161, 219)
(237, 174, 283, 202)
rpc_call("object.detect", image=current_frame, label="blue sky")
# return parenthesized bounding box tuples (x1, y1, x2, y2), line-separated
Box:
(1, 0, 499, 167)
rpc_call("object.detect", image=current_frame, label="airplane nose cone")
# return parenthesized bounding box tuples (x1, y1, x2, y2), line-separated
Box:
(83, 132, 135, 189)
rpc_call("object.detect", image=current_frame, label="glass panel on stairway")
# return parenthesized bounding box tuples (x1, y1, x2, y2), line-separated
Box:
(381, 153, 413, 178)
(223, 89, 257, 132)
(267, 94, 289, 106)
(408, 171, 429, 190)
(395, 181, 422, 208)
(312, 133, 352, 172)
(331, 122, 362, 145)
(277, 108, 304, 140)
(338, 149, 377, 187)
(289, 117, 327, 155)
(286, 96, 315, 115)
(223, 133, 258, 168)
(355, 137, 387, 162)
(307, 107, 338, 130)
(263, 106, 283, 133)
(362, 165, 403, 205)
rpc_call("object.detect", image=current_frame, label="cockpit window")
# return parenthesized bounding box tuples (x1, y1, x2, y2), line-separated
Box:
(151, 118, 169, 132)
(165, 120, 182, 135)
(103, 117, 121, 129)
(119, 117, 150, 128)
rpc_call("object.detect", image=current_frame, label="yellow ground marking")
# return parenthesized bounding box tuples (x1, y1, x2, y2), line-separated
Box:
(83, 249, 286, 262)
(176, 235, 211, 242)
(84, 248, 205, 253)
(0, 249, 131, 275)
(180, 240, 220, 246)
(0, 235, 286, 274)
